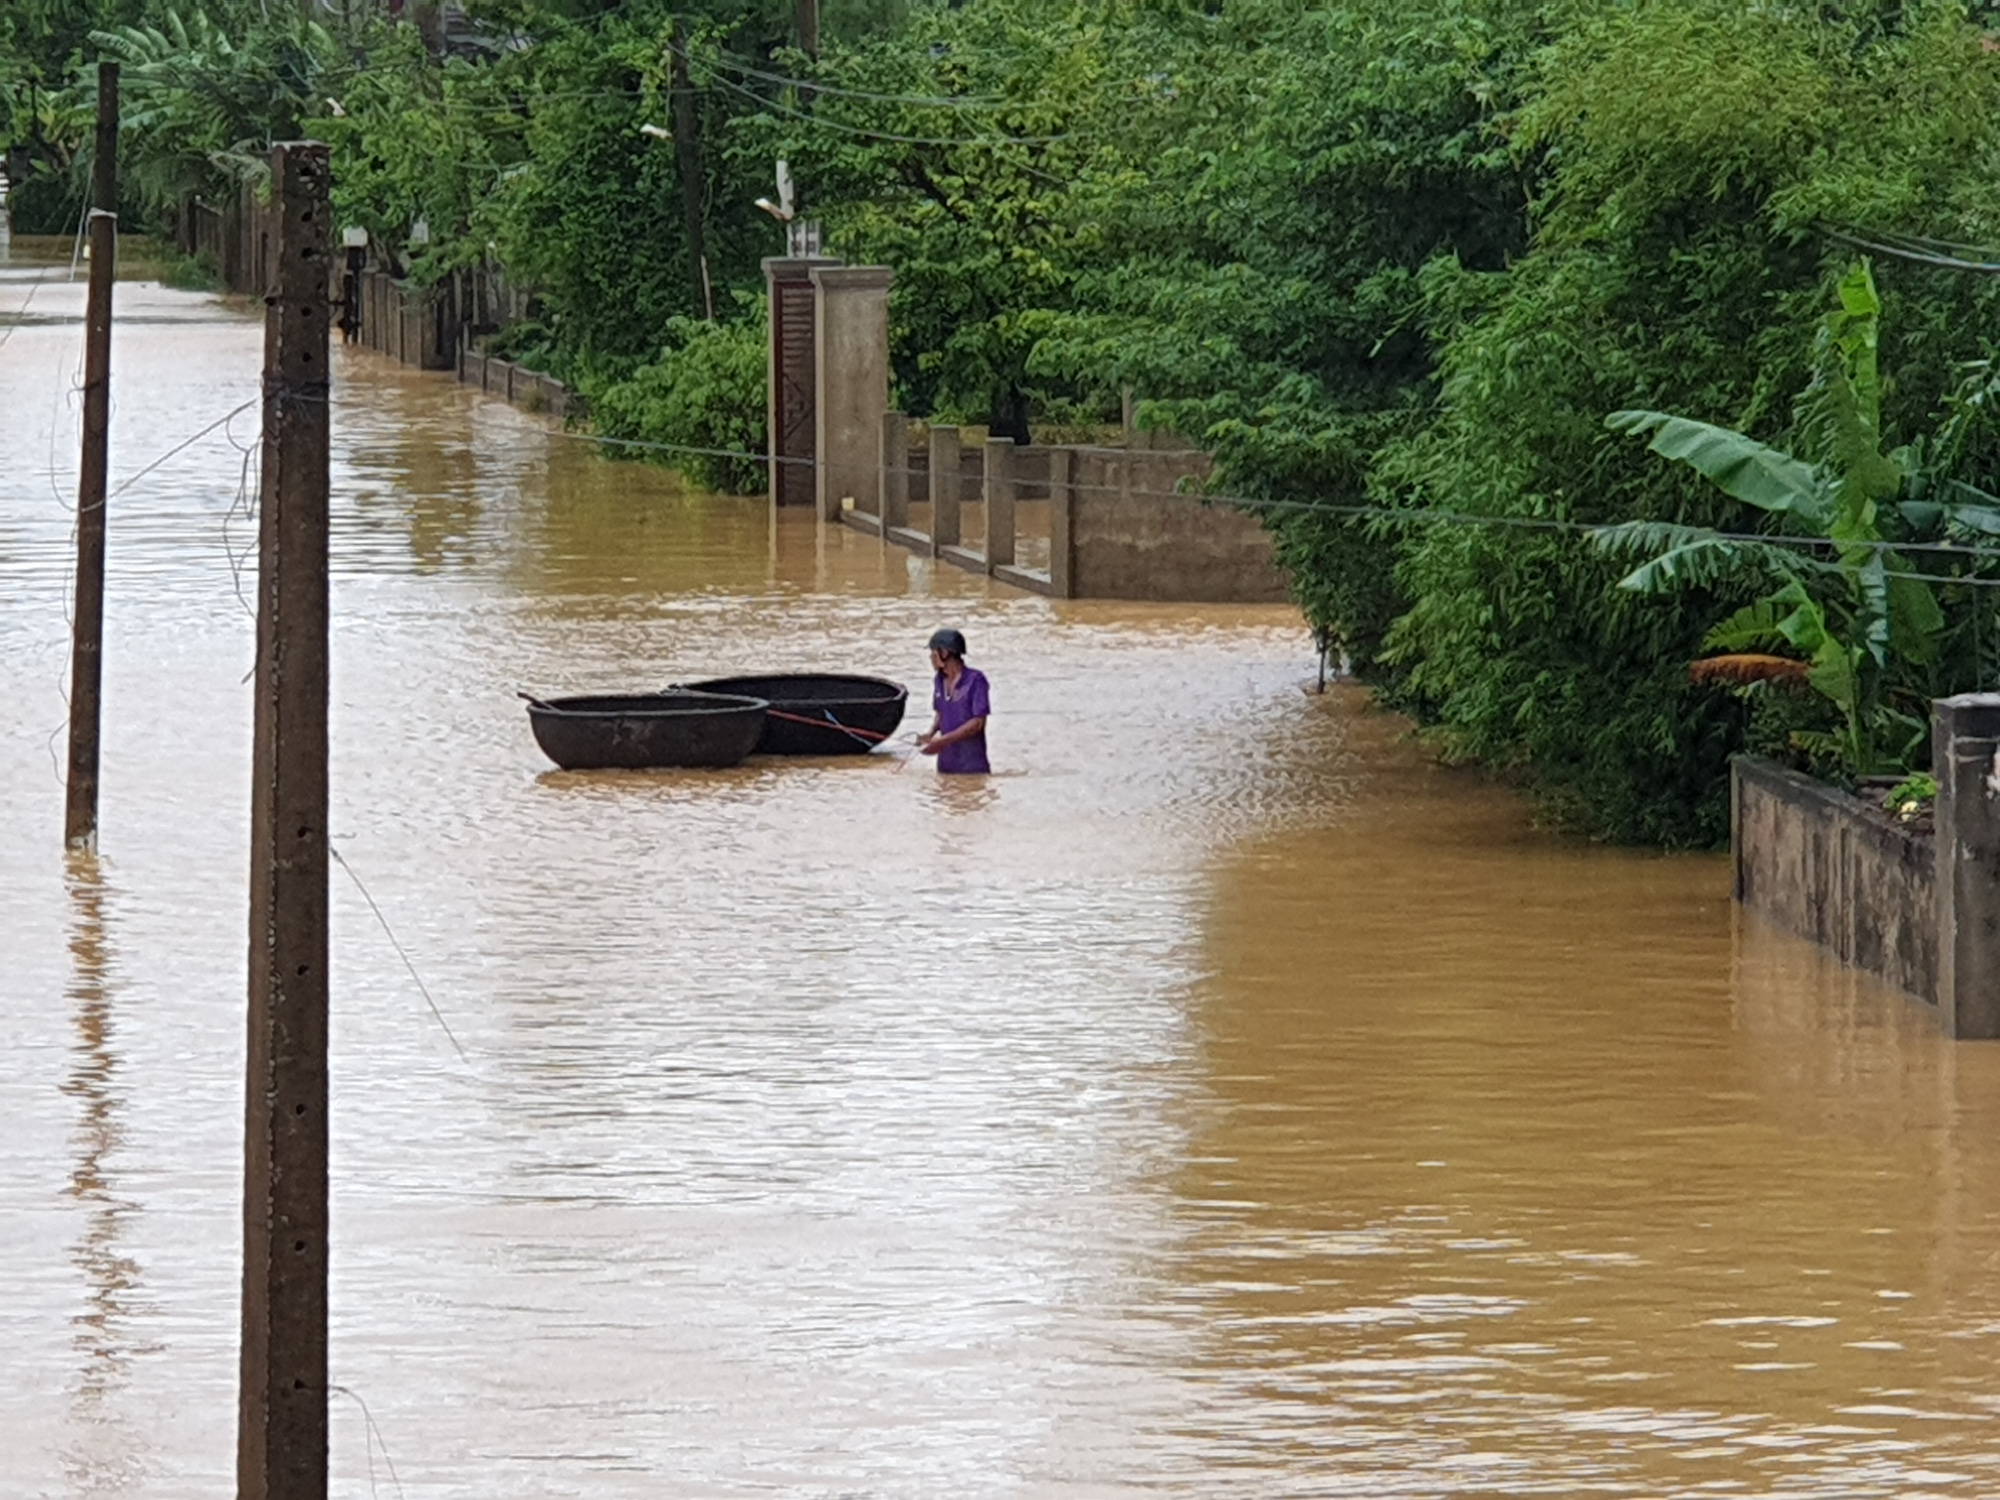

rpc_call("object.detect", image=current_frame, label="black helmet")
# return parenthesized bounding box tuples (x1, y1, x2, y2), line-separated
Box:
(927, 628, 967, 659)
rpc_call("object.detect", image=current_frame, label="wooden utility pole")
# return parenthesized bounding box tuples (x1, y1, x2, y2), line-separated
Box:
(238, 140, 331, 1500)
(797, 0, 818, 58)
(668, 22, 712, 321)
(63, 60, 118, 850)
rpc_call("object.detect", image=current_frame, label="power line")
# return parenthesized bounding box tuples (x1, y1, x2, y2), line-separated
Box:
(1823, 227, 2000, 275)
(1820, 220, 2000, 274)
(707, 54, 1015, 109)
(545, 423, 2000, 583)
(109, 397, 257, 498)
(702, 67, 1069, 148)
(65, 366, 2000, 593)
(330, 847, 470, 1068)
(0, 260, 58, 355)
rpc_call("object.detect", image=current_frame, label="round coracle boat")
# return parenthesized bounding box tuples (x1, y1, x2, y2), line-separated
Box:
(673, 673, 907, 756)
(524, 690, 769, 770)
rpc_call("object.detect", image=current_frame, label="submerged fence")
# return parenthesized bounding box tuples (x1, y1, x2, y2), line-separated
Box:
(836, 417, 1290, 604)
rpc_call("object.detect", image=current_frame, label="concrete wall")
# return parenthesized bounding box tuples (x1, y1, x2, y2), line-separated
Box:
(1066, 447, 1290, 604)
(353, 269, 457, 370)
(1732, 756, 1936, 1005)
(456, 349, 581, 422)
(859, 424, 1290, 603)
(182, 180, 278, 296)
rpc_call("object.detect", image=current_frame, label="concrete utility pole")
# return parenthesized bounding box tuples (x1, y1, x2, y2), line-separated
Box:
(237, 140, 331, 1500)
(667, 22, 712, 321)
(64, 60, 118, 850)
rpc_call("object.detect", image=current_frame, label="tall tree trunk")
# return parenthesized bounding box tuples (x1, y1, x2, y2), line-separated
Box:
(989, 388, 1032, 446)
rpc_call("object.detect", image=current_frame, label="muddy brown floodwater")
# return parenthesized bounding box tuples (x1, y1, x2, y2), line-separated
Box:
(7, 238, 2000, 1500)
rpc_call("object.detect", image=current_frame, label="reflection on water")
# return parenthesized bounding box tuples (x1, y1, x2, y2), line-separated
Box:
(1168, 697, 2000, 1494)
(7, 234, 2000, 1500)
(60, 853, 152, 1494)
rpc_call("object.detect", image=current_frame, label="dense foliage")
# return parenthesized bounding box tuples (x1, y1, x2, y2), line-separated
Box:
(588, 305, 769, 491)
(14, 0, 2000, 842)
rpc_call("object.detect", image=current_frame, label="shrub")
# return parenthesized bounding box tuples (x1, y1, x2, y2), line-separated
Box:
(586, 305, 767, 495)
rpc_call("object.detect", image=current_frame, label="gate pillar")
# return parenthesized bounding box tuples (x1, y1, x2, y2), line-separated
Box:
(810, 264, 894, 524)
(764, 256, 842, 511)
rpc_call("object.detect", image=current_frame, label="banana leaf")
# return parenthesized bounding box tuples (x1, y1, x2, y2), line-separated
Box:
(1607, 410, 1828, 520)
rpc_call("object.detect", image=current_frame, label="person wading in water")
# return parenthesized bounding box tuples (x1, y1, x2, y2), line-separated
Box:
(916, 628, 991, 774)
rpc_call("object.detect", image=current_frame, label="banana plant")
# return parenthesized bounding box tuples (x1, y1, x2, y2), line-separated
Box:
(1595, 260, 2000, 775)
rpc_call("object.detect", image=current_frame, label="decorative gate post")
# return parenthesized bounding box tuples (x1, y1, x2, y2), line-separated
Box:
(809, 265, 894, 524)
(764, 255, 841, 513)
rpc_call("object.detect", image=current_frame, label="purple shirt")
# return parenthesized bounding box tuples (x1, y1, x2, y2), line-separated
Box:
(932, 666, 991, 774)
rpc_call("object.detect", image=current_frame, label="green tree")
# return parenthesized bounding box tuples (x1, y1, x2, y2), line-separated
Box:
(1368, 0, 2000, 842)
(1596, 262, 2000, 778)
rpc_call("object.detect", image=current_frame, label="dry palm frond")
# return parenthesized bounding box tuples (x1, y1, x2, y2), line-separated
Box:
(1689, 653, 1810, 686)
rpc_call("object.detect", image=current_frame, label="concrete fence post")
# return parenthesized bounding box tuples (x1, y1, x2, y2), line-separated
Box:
(984, 437, 1016, 571)
(1048, 447, 1074, 598)
(931, 425, 962, 550)
(1934, 693, 2000, 1038)
(881, 412, 910, 530)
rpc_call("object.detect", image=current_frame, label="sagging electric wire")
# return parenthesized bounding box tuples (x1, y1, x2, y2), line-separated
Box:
(1822, 222, 2000, 274)
(331, 846, 472, 1069)
(329, 1384, 408, 1500)
(537, 422, 2000, 586)
(707, 54, 1014, 109)
(61, 367, 2000, 595)
(82, 387, 2000, 587)
(311, 78, 1068, 152)
(0, 260, 57, 356)
(701, 66, 1070, 148)
(107, 397, 258, 503)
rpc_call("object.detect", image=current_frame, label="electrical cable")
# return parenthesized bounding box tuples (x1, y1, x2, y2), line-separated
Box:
(1824, 221, 2000, 260)
(706, 54, 1014, 109)
(0, 261, 56, 356)
(107, 397, 258, 501)
(701, 67, 1069, 148)
(330, 847, 471, 1068)
(535, 421, 2000, 584)
(1822, 226, 2000, 274)
(74, 360, 2000, 587)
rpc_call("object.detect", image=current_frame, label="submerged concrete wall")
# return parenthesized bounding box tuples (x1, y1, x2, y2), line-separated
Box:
(1732, 756, 1936, 1006)
(860, 427, 1288, 603)
(1065, 447, 1290, 604)
(355, 269, 456, 370)
(1734, 697, 2000, 1038)
(456, 350, 581, 422)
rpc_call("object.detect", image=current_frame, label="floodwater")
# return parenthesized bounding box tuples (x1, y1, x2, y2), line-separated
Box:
(7, 239, 2000, 1500)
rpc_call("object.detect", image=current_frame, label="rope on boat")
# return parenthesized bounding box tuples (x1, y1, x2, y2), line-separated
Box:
(763, 707, 893, 746)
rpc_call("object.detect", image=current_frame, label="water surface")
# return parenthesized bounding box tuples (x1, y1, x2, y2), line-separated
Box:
(5, 238, 1999, 1499)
